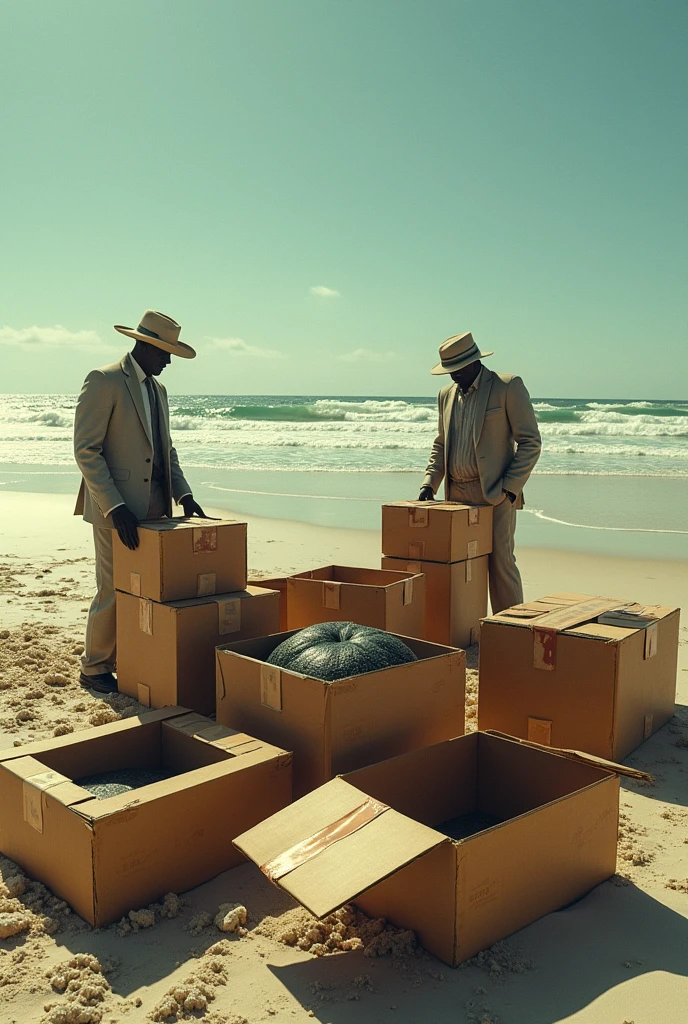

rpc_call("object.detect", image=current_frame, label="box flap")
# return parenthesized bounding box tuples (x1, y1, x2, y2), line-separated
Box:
(564, 622, 638, 642)
(483, 731, 654, 781)
(234, 777, 446, 918)
(141, 517, 243, 532)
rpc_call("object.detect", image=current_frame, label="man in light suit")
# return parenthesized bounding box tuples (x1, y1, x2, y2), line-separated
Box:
(419, 332, 541, 614)
(74, 309, 205, 693)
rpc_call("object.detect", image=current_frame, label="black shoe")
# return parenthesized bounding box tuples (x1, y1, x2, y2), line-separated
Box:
(79, 672, 118, 694)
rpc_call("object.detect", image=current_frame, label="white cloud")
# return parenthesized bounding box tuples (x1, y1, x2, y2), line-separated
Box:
(0, 325, 106, 351)
(209, 336, 285, 359)
(309, 285, 341, 298)
(336, 348, 398, 363)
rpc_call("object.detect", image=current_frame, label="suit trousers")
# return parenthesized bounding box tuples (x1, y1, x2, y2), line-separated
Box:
(80, 482, 168, 677)
(448, 479, 523, 615)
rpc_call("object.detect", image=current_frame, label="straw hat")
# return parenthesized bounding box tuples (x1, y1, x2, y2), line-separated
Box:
(430, 332, 493, 375)
(114, 309, 196, 359)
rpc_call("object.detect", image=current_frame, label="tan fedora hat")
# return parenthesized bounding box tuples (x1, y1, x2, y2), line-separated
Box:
(114, 309, 196, 359)
(430, 331, 493, 375)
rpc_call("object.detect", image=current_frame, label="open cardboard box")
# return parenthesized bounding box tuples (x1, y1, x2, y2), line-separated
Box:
(286, 565, 425, 639)
(382, 554, 488, 648)
(235, 731, 651, 967)
(478, 593, 680, 759)
(0, 707, 291, 926)
(248, 577, 288, 632)
(112, 517, 247, 602)
(216, 631, 465, 798)
(382, 501, 493, 562)
(116, 585, 280, 715)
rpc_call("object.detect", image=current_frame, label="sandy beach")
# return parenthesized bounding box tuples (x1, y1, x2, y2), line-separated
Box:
(1, 490, 687, 1024)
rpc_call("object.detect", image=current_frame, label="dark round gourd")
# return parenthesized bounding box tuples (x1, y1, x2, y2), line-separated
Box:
(266, 621, 418, 682)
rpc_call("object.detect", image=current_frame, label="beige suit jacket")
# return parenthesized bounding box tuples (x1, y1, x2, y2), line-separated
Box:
(73, 354, 191, 528)
(422, 369, 542, 505)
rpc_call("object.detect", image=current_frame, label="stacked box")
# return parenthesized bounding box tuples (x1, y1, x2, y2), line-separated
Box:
(248, 577, 288, 632)
(286, 565, 425, 639)
(216, 631, 465, 798)
(478, 593, 680, 759)
(381, 502, 492, 648)
(113, 519, 279, 713)
(0, 707, 292, 926)
(235, 730, 648, 967)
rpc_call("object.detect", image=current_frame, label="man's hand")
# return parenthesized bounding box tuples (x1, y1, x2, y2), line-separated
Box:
(418, 486, 435, 502)
(181, 495, 206, 518)
(111, 506, 140, 550)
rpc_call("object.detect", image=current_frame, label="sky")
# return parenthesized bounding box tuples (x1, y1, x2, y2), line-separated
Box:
(1, 0, 686, 398)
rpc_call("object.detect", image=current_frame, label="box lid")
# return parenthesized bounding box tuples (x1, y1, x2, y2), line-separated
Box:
(234, 777, 447, 918)
(140, 517, 244, 533)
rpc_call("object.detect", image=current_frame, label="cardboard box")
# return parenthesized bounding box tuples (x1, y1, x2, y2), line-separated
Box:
(116, 586, 280, 715)
(0, 707, 291, 927)
(235, 731, 650, 967)
(248, 577, 288, 632)
(382, 501, 493, 562)
(478, 594, 680, 760)
(381, 555, 488, 649)
(113, 517, 247, 602)
(286, 565, 426, 639)
(216, 631, 465, 798)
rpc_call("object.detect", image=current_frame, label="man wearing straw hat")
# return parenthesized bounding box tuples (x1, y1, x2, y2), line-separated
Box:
(73, 310, 206, 693)
(419, 332, 541, 614)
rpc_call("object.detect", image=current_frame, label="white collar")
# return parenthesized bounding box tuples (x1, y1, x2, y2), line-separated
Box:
(130, 354, 148, 384)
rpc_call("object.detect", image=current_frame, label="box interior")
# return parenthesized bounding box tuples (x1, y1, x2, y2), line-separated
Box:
(31, 721, 235, 791)
(292, 565, 413, 586)
(344, 732, 609, 842)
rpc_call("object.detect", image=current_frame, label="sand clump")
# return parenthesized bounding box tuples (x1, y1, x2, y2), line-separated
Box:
(214, 902, 247, 934)
(115, 893, 184, 936)
(461, 939, 535, 978)
(0, 855, 74, 938)
(42, 953, 112, 1024)
(148, 941, 232, 1021)
(617, 810, 656, 870)
(253, 904, 417, 959)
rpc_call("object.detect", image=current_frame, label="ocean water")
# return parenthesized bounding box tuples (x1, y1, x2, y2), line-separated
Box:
(1, 394, 687, 558)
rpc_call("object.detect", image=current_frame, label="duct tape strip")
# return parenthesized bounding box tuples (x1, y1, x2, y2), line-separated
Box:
(402, 578, 414, 606)
(323, 581, 341, 610)
(23, 770, 71, 834)
(139, 598, 153, 635)
(197, 572, 217, 597)
(409, 507, 429, 528)
(260, 798, 390, 883)
(193, 525, 218, 553)
(218, 597, 241, 635)
(130, 572, 141, 596)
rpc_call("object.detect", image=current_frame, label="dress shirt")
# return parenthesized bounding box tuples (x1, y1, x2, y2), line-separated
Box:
(104, 356, 190, 518)
(448, 367, 483, 484)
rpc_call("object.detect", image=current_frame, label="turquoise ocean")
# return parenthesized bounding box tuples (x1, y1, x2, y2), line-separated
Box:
(1, 394, 687, 560)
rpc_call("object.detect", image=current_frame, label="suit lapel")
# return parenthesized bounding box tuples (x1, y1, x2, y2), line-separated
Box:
(473, 368, 495, 445)
(443, 383, 457, 442)
(121, 354, 152, 444)
(154, 379, 171, 452)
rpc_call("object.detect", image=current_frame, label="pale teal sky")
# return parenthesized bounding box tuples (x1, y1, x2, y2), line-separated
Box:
(1, 0, 686, 397)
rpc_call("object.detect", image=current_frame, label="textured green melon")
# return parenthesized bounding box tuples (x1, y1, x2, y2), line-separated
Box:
(76, 769, 172, 800)
(266, 621, 417, 682)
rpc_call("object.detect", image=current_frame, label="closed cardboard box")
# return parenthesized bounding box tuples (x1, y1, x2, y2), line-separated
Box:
(382, 501, 493, 562)
(0, 707, 292, 927)
(381, 555, 488, 649)
(113, 517, 247, 602)
(216, 631, 465, 798)
(116, 586, 279, 715)
(286, 565, 425, 639)
(478, 593, 680, 760)
(235, 731, 649, 967)
(248, 577, 288, 632)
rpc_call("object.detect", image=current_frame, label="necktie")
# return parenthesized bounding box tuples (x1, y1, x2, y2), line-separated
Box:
(144, 376, 166, 485)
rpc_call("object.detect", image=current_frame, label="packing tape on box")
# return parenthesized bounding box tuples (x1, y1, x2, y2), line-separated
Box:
(527, 717, 552, 745)
(644, 623, 658, 659)
(466, 540, 478, 558)
(402, 578, 414, 606)
(323, 581, 341, 610)
(533, 628, 557, 671)
(139, 598, 153, 635)
(218, 598, 241, 635)
(465, 560, 473, 583)
(643, 714, 654, 740)
(197, 572, 217, 597)
(468, 507, 480, 526)
(408, 507, 429, 528)
(260, 664, 282, 711)
(405, 561, 422, 573)
(138, 683, 151, 707)
(130, 572, 141, 596)
(23, 770, 71, 834)
(408, 541, 425, 559)
(260, 797, 390, 882)
(192, 525, 218, 553)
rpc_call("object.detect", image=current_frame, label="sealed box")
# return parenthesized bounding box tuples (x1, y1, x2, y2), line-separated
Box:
(382, 501, 492, 562)
(216, 631, 465, 798)
(248, 577, 288, 632)
(286, 565, 425, 639)
(113, 517, 247, 602)
(478, 593, 680, 760)
(235, 731, 649, 967)
(0, 707, 291, 927)
(381, 555, 488, 649)
(116, 586, 280, 715)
